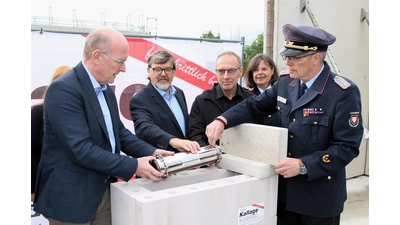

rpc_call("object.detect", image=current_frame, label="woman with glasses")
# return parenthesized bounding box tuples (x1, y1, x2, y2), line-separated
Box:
(244, 53, 280, 126)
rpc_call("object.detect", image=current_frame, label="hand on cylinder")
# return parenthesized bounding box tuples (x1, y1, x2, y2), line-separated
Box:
(152, 149, 175, 157)
(169, 138, 200, 154)
(135, 156, 165, 182)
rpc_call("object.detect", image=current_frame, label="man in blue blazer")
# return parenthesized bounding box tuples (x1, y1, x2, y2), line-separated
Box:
(33, 27, 173, 224)
(206, 24, 363, 225)
(130, 50, 200, 154)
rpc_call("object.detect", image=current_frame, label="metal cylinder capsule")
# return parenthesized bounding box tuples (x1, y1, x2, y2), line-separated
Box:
(152, 145, 223, 178)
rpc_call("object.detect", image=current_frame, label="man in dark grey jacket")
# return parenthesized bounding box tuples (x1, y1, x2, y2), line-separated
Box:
(33, 27, 173, 224)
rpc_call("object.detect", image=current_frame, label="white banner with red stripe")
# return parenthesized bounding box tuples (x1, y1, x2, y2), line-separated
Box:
(31, 31, 243, 133)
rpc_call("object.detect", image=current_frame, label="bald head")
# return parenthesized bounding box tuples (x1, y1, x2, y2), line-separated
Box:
(83, 27, 128, 60)
(82, 27, 129, 85)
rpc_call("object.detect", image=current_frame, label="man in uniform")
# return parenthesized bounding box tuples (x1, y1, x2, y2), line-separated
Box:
(205, 24, 363, 225)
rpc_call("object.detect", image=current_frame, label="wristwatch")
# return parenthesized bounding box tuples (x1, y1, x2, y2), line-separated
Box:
(298, 159, 307, 175)
(299, 165, 307, 175)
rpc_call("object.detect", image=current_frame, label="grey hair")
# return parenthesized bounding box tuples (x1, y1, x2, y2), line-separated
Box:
(147, 50, 176, 69)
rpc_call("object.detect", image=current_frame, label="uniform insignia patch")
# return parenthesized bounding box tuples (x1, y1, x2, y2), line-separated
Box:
(277, 96, 287, 104)
(333, 76, 351, 89)
(279, 70, 290, 76)
(322, 154, 330, 163)
(349, 114, 360, 127)
(303, 108, 324, 117)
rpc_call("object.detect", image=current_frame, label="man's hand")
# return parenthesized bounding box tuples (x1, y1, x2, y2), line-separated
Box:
(152, 149, 175, 157)
(205, 117, 226, 146)
(135, 156, 165, 182)
(169, 138, 200, 154)
(274, 157, 302, 178)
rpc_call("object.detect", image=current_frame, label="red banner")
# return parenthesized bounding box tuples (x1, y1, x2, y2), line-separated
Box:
(127, 38, 217, 90)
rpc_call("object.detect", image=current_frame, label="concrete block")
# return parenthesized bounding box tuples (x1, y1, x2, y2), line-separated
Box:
(220, 123, 288, 165)
(217, 153, 277, 179)
(111, 167, 278, 225)
(111, 124, 287, 225)
(110, 180, 151, 225)
(133, 167, 235, 191)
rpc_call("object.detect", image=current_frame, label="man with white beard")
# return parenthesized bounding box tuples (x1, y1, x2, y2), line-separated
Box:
(130, 50, 200, 154)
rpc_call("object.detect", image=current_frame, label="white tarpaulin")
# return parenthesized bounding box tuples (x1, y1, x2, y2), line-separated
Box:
(31, 31, 243, 133)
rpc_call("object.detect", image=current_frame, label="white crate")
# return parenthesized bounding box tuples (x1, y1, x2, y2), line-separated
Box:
(111, 123, 287, 225)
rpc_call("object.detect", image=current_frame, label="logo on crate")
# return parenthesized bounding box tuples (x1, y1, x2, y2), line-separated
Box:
(238, 202, 264, 225)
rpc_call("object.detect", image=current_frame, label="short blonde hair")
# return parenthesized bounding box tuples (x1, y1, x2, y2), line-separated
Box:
(50, 65, 71, 82)
(41, 65, 71, 100)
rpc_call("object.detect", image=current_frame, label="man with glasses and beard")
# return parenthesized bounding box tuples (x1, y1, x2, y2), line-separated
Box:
(130, 50, 200, 154)
(205, 24, 363, 225)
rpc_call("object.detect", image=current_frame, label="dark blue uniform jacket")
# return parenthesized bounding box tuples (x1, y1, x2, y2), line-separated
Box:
(221, 62, 363, 217)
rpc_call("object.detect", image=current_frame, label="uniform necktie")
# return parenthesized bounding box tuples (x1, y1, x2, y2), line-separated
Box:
(300, 82, 307, 97)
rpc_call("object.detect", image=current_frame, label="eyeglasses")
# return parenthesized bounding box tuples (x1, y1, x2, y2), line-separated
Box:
(281, 53, 316, 61)
(150, 67, 175, 75)
(102, 52, 127, 66)
(215, 68, 240, 76)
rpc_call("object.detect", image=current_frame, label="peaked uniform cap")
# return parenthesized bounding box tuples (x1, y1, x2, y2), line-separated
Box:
(280, 24, 336, 56)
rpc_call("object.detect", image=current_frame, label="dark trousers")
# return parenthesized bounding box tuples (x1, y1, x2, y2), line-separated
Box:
(277, 201, 340, 225)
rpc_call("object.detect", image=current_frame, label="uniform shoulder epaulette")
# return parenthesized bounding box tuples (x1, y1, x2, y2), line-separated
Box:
(279, 70, 290, 76)
(333, 75, 351, 89)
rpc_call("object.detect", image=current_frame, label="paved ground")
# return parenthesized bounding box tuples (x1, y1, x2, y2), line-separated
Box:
(341, 175, 369, 225)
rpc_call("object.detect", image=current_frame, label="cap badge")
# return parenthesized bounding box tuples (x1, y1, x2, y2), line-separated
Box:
(283, 41, 318, 51)
(279, 69, 290, 75)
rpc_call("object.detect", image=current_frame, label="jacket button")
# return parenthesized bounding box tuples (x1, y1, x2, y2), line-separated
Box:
(327, 176, 331, 180)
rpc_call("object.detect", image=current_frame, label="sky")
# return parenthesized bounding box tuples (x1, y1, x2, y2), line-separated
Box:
(30, 0, 265, 45)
